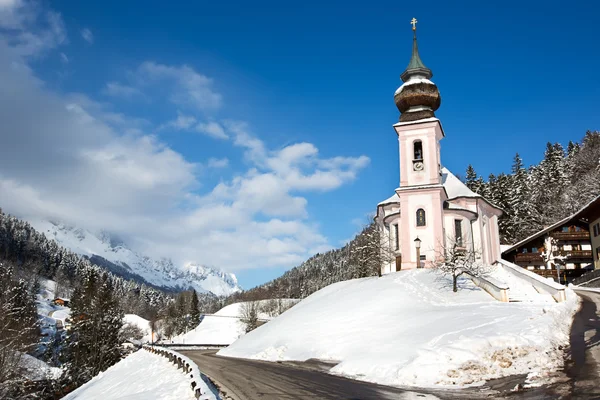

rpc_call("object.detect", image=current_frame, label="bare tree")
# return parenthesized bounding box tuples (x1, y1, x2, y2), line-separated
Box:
(240, 301, 260, 333)
(119, 324, 144, 343)
(432, 238, 490, 292)
(540, 236, 569, 283)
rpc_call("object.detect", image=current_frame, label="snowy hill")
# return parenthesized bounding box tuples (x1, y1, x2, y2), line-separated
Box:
(171, 299, 299, 345)
(219, 270, 579, 388)
(28, 219, 241, 296)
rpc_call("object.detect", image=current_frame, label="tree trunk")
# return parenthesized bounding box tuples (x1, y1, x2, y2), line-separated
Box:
(453, 273, 458, 292)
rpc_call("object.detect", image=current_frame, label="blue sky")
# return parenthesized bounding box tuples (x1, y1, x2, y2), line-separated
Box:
(0, 0, 598, 289)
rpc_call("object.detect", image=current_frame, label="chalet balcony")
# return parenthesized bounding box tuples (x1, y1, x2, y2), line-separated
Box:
(552, 231, 590, 241)
(552, 250, 593, 258)
(514, 253, 544, 263)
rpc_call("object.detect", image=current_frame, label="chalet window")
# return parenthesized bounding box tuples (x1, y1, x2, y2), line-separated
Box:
(416, 209, 426, 227)
(454, 219, 463, 247)
(522, 248, 528, 253)
(413, 141, 423, 160)
(562, 227, 569, 232)
(394, 224, 399, 251)
(532, 247, 539, 253)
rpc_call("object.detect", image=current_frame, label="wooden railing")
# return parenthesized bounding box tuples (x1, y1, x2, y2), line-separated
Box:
(514, 253, 544, 263)
(553, 231, 590, 240)
(553, 250, 593, 258)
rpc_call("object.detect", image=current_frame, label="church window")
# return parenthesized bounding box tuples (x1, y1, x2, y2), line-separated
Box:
(416, 209, 426, 227)
(454, 219, 463, 247)
(413, 141, 423, 161)
(394, 224, 399, 250)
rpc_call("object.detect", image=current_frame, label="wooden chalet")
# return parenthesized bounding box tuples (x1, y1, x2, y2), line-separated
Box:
(502, 195, 600, 284)
(52, 297, 70, 307)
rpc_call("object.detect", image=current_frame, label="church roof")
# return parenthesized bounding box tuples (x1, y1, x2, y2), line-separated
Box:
(376, 168, 502, 212)
(441, 168, 480, 199)
(378, 193, 400, 206)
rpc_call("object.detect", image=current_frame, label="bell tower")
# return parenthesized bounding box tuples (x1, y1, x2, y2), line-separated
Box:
(393, 18, 446, 269)
(393, 17, 443, 188)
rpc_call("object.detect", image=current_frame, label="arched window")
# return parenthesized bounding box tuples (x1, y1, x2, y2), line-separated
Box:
(413, 140, 423, 160)
(416, 208, 426, 227)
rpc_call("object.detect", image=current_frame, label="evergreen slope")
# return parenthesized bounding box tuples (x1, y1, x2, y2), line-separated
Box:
(465, 130, 600, 244)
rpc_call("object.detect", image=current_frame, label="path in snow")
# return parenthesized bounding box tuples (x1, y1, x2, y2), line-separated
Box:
(63, 350, 195, 400)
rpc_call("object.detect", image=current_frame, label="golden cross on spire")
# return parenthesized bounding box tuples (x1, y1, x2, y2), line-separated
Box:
(411, 17, 417, 31)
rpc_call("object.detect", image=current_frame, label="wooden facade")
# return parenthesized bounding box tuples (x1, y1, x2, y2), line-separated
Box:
(502, 197, 600, 284)
(504, 224, 593, 284)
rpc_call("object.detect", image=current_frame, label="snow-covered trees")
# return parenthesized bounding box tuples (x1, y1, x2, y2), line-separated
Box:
(349, 222, 395, 278)
(466, 130, 600, 244)
(65, 271, 124, 386)
(240, 301, 260, 333)
(0, 262, 40, 397)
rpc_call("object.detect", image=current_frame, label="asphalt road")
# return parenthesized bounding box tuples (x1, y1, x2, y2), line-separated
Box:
(181, 350, 480, 400)
(181, 291, 600, 400)
(562, 290, 600, 399)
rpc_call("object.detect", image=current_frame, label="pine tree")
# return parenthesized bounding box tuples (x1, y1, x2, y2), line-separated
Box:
(65, 271, 124, 386)
(465, 164, 478, 191)
(189, 290, 201, 329)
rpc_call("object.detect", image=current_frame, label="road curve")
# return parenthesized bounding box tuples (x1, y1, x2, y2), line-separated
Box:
(180, 350, 479, 400)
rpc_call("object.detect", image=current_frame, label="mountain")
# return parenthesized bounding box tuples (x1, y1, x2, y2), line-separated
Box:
(27, 219, 241, 297)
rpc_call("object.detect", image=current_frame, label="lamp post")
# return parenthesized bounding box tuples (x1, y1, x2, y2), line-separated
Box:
(414, 237, 422, 268)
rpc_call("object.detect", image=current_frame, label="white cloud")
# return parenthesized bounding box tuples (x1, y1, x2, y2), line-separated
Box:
(207, 157, 229, 168)
(136, 61, 222, 112)
(196, 121, 228, 139)
(103, 81, 143, 99)
(81, 27, 93, 44)
(0, 10, 370, 275)
(0, 1, 66, 56)
(59, 52, 68, 63)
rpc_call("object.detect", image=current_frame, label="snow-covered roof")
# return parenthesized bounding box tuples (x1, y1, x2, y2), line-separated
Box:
(394, 77, 435, 96)
(377, 193, 400, 206)
(392, 117, 440, 128)
(441, 168, 480, 199)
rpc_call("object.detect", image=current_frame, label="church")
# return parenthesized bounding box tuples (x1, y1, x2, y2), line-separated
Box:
(375, 19, 503, 274)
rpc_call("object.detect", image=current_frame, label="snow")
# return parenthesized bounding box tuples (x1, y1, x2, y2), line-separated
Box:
(51, 308, 71, 324)
(26, 218, 241, 296)
(378, 193, 400, 206)
(441, 168, 480, 199)
(19, 353, 62, 381)
(214, 299, 298, 320)
(171, 300, 299, 345)
(63, 350, 200, 400)
(219, 269, 579, 388)
(171, 314, 244, 345)
(394, 77, 435, 95)
(124, 314, 153, 342)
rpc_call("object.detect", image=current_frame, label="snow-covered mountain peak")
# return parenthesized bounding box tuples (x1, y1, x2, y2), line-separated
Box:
(27, 218, 241, 297)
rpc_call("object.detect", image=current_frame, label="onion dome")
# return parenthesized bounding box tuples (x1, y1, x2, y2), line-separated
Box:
(394, 20, 441, 122)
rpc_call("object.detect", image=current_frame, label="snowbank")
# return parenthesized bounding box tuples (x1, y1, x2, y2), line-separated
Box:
(63, 350, 199, 400)
(171, 299, 298, 345)
(123, 314, 153, 342)
(171, 315, 245, 345)
(219, 270, 579, 388)
(215, 299, 299, 320)
(19, 353, 62, 381)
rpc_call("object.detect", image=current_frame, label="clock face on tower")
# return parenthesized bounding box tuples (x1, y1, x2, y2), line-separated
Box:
(413, 161, 424, 171)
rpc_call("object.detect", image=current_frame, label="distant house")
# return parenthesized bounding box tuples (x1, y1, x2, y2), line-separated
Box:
(52, 298, 70, 307)
(502, 195, 600, 283)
